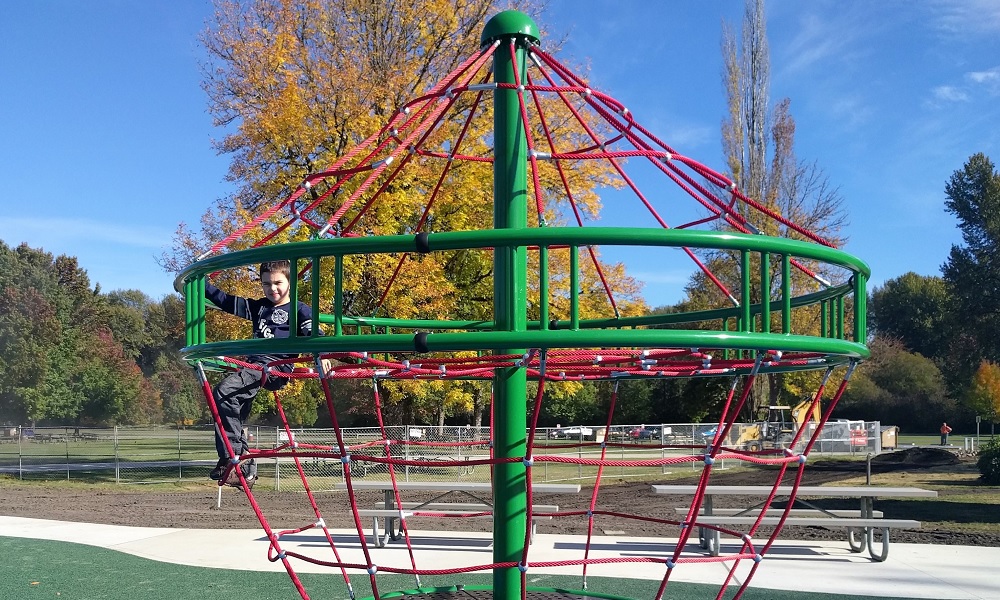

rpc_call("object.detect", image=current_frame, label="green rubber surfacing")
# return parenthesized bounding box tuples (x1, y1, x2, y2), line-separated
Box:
(0, 536, 925, 600)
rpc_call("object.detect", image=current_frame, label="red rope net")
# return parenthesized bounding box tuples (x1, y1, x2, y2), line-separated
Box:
(196, 350, 856, 600)
(187, 32, 862, 600)
(195, 39, 842, 310)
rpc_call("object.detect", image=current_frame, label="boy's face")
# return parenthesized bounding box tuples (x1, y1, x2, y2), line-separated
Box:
(261, 271, 291, 305)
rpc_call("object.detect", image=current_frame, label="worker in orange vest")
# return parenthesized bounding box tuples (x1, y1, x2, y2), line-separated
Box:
(940, 422, 952, 446)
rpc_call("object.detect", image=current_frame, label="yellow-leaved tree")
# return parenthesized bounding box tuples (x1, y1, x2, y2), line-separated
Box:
(970, 361, 1000, 436)
(165, 0, 648, 427)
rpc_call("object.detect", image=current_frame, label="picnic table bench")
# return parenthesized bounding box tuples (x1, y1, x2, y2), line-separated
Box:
(653, 484, 937, 561)
(335, 480, 580, 547)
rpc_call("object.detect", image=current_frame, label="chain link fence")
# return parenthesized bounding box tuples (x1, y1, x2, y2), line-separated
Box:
(0, 421, 885, 487)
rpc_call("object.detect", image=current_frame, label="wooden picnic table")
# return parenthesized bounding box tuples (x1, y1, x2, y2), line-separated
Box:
(335, 480, 581, 546)
(652, 484, 938, 561)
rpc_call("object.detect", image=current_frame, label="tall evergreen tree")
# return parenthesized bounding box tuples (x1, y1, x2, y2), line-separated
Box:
(941, 153, 1000, 384)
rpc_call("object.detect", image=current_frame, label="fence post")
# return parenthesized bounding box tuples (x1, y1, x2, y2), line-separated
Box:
(65, 428, 70, 481)
(404, 426, 411, 483)
(17, 425, 23, 480)
(457, 426, 464, 479)
(114, 425, 120, 484)
(178, 426, 182, 481)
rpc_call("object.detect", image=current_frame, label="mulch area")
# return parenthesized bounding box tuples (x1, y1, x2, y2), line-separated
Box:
(3, 447, 997, 546)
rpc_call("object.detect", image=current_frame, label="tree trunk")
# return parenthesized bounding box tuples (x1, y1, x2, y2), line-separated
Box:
(472, 386, 487, 428)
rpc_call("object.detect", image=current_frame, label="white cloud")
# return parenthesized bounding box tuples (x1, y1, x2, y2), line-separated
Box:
(925, 67, 1000, 109)
(632, 270, 690, 285)
(967, 67, 1000, 95)
(0, 217, 172, 249)
(662, 123, 715, 149)
(931, 0, 1000, 36)
(828, 95, 874, 128)
(932, 85, 970, 103)
(782, 14, 857, 74)
(968, 67, 1000, 84)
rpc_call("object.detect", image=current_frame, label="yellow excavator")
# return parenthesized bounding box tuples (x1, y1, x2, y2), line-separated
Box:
(732, 400, 822, 452)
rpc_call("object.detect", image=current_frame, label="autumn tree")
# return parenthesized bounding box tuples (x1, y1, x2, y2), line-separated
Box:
(677, 0, 848, 417)
(969, 361, 1000, 435)
(0, 242, 162, 426)
(171, 0, 649, 427)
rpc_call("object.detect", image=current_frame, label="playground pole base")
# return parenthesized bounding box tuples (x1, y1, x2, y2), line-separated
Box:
(373, 586, 632, 600)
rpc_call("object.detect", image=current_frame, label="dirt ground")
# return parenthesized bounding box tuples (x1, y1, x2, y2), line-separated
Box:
(3, 447, 997, 547)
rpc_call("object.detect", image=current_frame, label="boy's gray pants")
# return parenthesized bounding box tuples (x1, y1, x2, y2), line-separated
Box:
(213, 368, 263, 461)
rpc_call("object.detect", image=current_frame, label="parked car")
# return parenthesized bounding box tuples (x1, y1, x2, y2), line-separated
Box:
(548, 426, 594, 439)
(697, 426, 718, 439)
(629, 426, 662, 440)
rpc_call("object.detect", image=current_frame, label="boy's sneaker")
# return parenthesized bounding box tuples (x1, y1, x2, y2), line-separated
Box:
(226, 458, 256, 489)
(238, 471, 257, 491)
(209, 458, 228, 481)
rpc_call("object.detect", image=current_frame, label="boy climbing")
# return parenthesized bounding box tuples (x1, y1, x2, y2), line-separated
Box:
(205, 260, 328, 488)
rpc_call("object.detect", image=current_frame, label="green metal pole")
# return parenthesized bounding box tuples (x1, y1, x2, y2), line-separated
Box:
(740, 250, 752, 333)
(196, 276, 206, 345)
(570, 246, 580, 330)
(837, 295, 845, 340)
(482, 11, 538, 599)
(311, 256, 321, 338)
(185, 279, 194, 347)
(821, 300, 828, 338)
(781, 254, 791, 334)
(760, 252, 771, 334)
(854, 273, 867, 343)
(539, 246, 549, 329)
(335, 254, 344, 336)
(289, 258, 299, 336)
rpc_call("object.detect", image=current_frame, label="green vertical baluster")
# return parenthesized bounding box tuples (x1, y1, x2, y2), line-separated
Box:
(781, 254, 791, 334)
(196, 276, 206, 345)
(539, 246, 549, 329)
(760, 252, 771, 334)
(312, 256, 321, 338)
(335, 254, 344, 336)
(837, 295, 845, 340)
(854, 273, 867, 343)
(570, 245, 580, 330)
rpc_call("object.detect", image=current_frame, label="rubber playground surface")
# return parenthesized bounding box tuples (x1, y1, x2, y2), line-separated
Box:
(2, 517, 998, 600)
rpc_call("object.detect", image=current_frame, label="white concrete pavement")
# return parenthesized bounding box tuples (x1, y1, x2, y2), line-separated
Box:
(1, 516, 998, 599)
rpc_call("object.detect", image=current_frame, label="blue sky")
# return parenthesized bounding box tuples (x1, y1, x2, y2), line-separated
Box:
(3, 1, 999, 307)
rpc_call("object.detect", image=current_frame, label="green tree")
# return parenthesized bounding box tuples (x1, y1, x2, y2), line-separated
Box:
(66, 329, 155, 425)
(836, 337, 954, 431)
(0, 242, 158, 426)
(869, 272, 952, 363)
(103, 290, 162, 368)
(0, 285, 63, 424)
(942, 153, 1000, 383)
(152, 353, 205, 425)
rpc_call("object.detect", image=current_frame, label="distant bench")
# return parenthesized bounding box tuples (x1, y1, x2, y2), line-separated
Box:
(359, 501, 560, 546)
(654, 484, 936, 561)
(335, 480, 580, 547)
